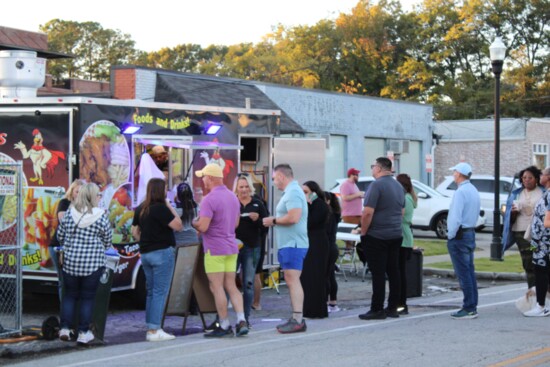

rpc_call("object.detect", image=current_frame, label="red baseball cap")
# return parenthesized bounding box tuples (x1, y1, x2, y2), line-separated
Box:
(347, 168, 360, 176)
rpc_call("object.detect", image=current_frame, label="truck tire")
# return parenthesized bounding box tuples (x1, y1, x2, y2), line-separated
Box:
(133, 268, 146, 310)
(434, 214, 448, 239)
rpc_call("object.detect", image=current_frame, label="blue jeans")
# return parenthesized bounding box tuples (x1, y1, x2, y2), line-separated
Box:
(141, 247, 175, 330)
(238, 247, 260, 320)
(447, 231, 478, 312)
(60, 267, 102, 332)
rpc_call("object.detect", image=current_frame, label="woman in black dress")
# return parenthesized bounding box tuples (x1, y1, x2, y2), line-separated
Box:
(324, 191, 342, 313)
(300, 181, 330, 318)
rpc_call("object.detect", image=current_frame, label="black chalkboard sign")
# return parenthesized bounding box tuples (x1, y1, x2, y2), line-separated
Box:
(165, 244, 200, 316)
(193, 246, 217, 313)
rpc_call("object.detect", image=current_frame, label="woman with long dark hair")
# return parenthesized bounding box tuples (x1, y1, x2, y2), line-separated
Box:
(503, 166, 544, 288)
(174, 182, 199, 245)
(324, 191, 341, 313)
(131, 178, 183, 342)
(301, 180, 330, 318)
(396, 173, 417, 315)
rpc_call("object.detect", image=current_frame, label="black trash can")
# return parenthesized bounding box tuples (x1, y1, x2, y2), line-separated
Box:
(90, 250, 120, 341)
(62, 249, 119, 342)
(406, 248, 423, 298)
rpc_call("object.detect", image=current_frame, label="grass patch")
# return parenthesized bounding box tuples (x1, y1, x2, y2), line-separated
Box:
(338, 238, 449, 257)
(428, 254, 524, 273)
(414, 239, 448, 257)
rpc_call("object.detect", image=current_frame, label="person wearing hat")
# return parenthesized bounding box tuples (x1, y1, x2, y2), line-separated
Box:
(446, 162, 481, 319)
(192, 163, 248, 337)
(340, 168, 365, 257)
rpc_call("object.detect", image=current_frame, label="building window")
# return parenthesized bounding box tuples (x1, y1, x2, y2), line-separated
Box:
(533, 143, 548, 169)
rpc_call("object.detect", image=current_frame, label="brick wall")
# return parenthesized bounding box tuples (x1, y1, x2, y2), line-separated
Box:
(112, 69, 136, 99)
(435, 119, 550, 185)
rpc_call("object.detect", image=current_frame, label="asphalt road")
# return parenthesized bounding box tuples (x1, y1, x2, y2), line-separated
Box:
(7, 283, 548, 367)
(2, 227, 532, 367)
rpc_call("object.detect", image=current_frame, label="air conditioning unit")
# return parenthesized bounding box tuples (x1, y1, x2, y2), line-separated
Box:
(388, 139, 410, 154)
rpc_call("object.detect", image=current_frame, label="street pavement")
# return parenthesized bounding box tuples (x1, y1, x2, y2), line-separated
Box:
(1, 230, 536, 366)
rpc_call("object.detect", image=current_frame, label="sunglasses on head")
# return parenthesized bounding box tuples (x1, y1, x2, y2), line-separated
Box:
(238, 172, 250, 178)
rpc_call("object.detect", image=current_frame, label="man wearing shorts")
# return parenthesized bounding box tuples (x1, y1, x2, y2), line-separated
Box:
(193, 163, 247, 337)
(263, 163, 309, 333)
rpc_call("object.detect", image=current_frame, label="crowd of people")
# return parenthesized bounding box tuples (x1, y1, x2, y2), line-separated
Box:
(51, 153, 550, 344)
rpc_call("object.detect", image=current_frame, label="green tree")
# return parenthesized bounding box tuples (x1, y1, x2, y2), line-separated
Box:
(41, 19, 141, 81)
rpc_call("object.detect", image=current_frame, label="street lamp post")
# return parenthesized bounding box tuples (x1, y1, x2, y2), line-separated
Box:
(489, 37, 506, 261)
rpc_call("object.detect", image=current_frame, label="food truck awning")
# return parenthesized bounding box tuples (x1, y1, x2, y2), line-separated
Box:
(154, 72, 305, 134)
(132, 135, 242, 150)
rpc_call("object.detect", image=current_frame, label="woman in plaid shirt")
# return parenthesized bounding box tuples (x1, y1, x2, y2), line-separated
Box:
(57, 183, 112, 344)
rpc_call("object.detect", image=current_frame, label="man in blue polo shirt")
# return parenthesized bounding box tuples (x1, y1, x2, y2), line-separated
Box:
(447, 162, 481, 319)
(263, 163, 309, 333)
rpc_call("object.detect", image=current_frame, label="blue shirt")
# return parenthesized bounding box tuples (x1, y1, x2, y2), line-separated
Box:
(275, 180, 309, 249)
(447, 180, 480, 239)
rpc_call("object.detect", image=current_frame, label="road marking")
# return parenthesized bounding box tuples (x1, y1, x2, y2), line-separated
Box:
(56, 294, 523, 367)
(488, 347, 550, 367)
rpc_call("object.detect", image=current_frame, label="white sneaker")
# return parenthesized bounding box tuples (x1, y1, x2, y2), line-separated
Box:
(523, 304, 550, 317)
(146, 329, 176, 342)
(328, 305, 341, 313)
(59, 328, 71, 341)
(77, 330, 94, 344)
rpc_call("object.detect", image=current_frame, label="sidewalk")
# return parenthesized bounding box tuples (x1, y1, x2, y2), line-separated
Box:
(0, 236, 525, 363)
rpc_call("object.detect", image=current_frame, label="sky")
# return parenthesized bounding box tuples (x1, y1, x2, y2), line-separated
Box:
(1, 0, 419, 52)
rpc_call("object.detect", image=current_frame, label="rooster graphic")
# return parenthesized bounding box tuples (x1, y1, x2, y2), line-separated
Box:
(14, 129, 65, 185)
(200, 146, 235, 177)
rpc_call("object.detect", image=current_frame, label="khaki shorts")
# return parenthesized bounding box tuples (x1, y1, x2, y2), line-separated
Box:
(204, 250, 238, 273)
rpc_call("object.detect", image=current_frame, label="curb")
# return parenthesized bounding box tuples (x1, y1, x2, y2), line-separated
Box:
(424, 267, 525, 281)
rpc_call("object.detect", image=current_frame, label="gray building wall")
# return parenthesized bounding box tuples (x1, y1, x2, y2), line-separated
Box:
(255, 83, 434, 183)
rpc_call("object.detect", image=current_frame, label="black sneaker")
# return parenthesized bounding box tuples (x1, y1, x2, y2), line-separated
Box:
(385, 308, 399, 318)
(204, 320, 220, 333)
(276, 318, 307, 334)
(204, 325, 234, 338)
(235, 320, 249, 336)
(358, 310, 387, 320)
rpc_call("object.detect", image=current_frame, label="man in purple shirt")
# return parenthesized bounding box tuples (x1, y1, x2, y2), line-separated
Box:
(193, 163, 247, 338)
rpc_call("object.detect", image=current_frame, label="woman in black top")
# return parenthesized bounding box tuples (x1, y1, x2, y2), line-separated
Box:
(301, 180, 330, 318)
(131, 178, 182, 342)
(235, 174, 268, 325)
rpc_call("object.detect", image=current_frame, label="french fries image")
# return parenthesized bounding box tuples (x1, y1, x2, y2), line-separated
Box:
(26, 193, 60, 268)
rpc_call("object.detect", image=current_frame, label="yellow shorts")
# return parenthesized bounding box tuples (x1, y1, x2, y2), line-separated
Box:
(204, 251, 238, 273)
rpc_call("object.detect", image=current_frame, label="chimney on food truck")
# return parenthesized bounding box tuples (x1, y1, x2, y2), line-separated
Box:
(0, 50, 46, 98)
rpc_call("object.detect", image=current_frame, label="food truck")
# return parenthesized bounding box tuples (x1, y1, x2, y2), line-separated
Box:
(0, 97, 325, 306)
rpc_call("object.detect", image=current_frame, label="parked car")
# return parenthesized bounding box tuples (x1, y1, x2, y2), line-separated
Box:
(436, 175, 520, 227)
(330, 177, 486, 239)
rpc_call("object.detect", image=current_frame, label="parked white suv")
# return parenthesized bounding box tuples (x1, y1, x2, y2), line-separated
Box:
(436, 175, 519, 227)
(330, 177, 486, 239)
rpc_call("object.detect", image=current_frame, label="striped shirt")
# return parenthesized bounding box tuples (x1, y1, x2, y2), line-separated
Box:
(57, 208, 112, 276)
